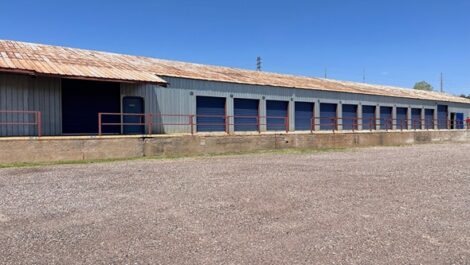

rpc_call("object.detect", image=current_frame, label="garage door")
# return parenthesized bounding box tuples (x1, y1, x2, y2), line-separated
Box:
(266, 100, 288, 131)
(196, 96, 226, 132)
(396, 107, 408, 130)
(342, 104, 357, 130)
(320, 103, 337, 130)
(362, 105, 376, 130)
(411, 108, 422, 129)
(425, 109, 434, 129)
(295, 102, 314, 131)
(62, 79, 120, 134)
(380, 106, 393, 130)
(437, 105, 448, 129)
(234, 98, 259, 132)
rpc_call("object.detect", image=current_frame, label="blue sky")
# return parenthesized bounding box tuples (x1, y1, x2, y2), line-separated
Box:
(1, 0, 469, 95)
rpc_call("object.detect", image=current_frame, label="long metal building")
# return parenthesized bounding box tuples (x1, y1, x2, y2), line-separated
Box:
(1, 40, 469, 137)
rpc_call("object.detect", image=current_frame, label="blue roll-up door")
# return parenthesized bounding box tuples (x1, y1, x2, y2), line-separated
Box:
(342, 104, 358, 130)
(266, 100, 288, 131)
(362, 105, 376, 130)
(456, 113, 464, 129)
(437, 105, 448, 129)
(425, 109, 434, 129)
(411, 108, 422, 129)
(396, 107, 408, 130)
(295, 102, 314, 131)
(380, 106, 393, 130)
(196, 96, 226, 132)
(320, 103, 337, 130)
(234, 98, 259, 132)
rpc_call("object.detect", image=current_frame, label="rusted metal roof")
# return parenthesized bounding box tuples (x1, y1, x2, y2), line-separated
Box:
(0, 40, 166, 84)
(1, 40, 469, 104)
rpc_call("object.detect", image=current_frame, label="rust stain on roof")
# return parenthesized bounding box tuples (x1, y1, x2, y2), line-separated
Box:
(0, 40, 469, 104)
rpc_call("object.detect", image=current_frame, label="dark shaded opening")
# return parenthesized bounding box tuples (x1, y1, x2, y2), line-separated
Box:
(62, 79, 120, 134)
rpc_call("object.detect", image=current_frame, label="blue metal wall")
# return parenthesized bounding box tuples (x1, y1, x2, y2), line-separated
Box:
(411, 108, 422, 129)
(266, 100, 288, 131)
(396, 107, 408, 130)
(196, 96, 226, 132)
(380, 106, 393, 130)
(320, 103, 337, 130)
(234, 98, 259, 132)
(294, 102, 314, 131)
(362, 105, 376, 130)
(342, 104, 357, 130)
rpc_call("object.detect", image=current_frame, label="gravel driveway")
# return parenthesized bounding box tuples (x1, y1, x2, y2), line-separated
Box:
(1, 143, 470, 264)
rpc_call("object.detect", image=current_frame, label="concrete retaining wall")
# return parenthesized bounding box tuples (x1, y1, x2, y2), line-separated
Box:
(0, 130, 468, 164)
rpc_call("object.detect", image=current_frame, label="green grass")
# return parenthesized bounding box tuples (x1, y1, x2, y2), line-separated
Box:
(0, 147, 351, 169)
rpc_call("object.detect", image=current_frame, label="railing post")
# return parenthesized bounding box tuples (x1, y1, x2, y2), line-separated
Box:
(257, 115, 261, 134)
(310, 117, 314, 133)
(98, 113, 102, 136)
(190, 115, 194, 135)
(36, 111, 42, 137)
(285, 116, 289, 134)
(147, 113, 153, 135)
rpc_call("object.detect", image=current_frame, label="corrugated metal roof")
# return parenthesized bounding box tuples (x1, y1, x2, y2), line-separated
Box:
(0, 40, 166, 84)
(0, 40, 469, 104)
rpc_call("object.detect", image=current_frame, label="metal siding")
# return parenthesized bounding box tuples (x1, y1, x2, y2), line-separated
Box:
(196, 96, 226, 132)
(0, 73, 61, 136)
(266, 100, 288, 131)
(320, 103, 337, 130)
(134, 77, 470, 134)
(161, 77, 470, 119)
(234, 98, 259, 132)
(342, 104, 358, 130)
(396, 107, 408, 130)
(295, 102, 314, 131)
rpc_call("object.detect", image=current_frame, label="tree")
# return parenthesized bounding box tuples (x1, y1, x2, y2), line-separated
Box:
(413, 81, 434, 91)
(460, 94, 470, 99)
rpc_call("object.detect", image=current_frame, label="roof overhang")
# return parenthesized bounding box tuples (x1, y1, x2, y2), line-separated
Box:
(0, 67, 168, 86)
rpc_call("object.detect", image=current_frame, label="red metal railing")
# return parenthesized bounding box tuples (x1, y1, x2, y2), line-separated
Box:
(98, 113, 290, 135)
(98, 112, 469, 135)
(309, 117, 468, 132)
(0, 110, 42, 137)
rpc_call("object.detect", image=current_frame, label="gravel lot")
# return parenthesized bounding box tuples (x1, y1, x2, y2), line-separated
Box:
(1, 143, 470, 265)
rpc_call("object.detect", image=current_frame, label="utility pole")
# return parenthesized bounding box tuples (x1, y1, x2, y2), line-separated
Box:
(440, 72, 443, 92)
(324, 67, 327, 79)
(256, 56, 262, 71)
(363, 68, 366, 83)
